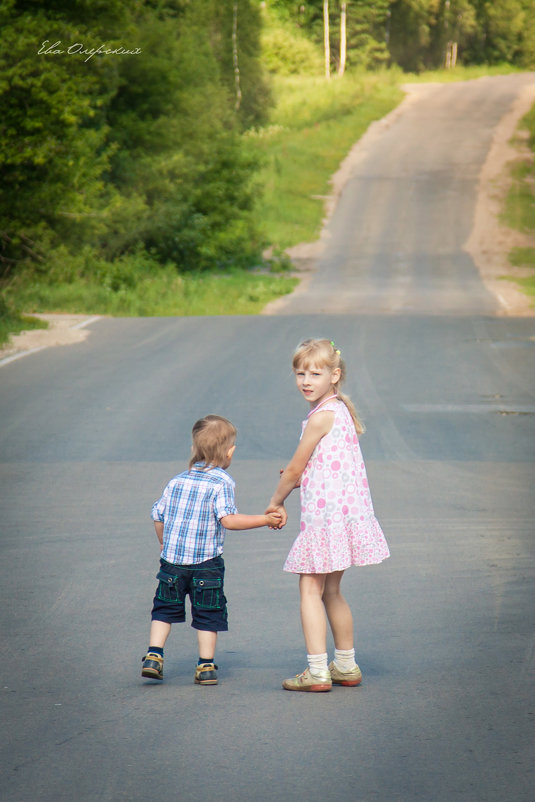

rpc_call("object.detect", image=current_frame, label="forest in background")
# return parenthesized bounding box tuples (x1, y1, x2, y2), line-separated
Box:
(1, 0, 534, 326)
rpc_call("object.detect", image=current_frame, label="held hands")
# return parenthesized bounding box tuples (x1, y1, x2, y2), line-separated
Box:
(265, 504, 287, 530)
(265, 466, 296, 530)
(265, 509, 284, 529)
(265, 467, 295, 529)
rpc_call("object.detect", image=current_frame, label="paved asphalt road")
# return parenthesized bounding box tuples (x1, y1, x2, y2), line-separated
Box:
(1, 76, 535, 802)
(278, 73, 535, 316)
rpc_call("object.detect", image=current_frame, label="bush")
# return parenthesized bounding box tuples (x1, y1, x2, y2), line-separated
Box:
(0, 294, 47, 347)
(0, 0, 269, 285)
(261, 23, 323, 76)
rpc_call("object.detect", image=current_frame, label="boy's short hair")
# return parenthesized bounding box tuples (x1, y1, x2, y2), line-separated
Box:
(189, 415, 237, 470)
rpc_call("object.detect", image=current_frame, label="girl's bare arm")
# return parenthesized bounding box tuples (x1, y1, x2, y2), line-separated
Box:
(267, 410, 334, 509)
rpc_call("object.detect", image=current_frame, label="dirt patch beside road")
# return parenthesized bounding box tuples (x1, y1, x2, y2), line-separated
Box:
(465, 80, 535, 316)
(0, 314, 99, 364)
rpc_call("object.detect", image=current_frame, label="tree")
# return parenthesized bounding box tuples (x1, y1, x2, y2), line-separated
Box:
(324, 0, 331, 77)
(0, 0, 270, 278)
(338, 1, 347, 76)
(269, 0, 390, 72)
(341, 0, 390, 69)
(480, 0, 529, 63)
(267, 0, 535, 71)
(0, 2, 120, 274)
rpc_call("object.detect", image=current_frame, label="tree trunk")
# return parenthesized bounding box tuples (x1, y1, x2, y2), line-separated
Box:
(445, 40, 458, 68)
(338, 2, 347, 77)
(232, 1, 242, 111)
(323, 0, 330, 79)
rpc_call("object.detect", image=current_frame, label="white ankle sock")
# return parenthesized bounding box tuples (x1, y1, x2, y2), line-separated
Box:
(307, 652, 329, 677)
(334, 648, 357, 672)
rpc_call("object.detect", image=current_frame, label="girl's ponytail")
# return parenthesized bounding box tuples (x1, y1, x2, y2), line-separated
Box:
(337, 389, 365, 436)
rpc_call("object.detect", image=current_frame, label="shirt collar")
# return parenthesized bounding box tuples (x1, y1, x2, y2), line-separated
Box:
(192, 462, 232, 481)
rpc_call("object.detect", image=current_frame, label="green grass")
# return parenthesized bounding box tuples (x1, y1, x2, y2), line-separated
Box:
(250, 64, 518, 251)
(509, 276, 535, 297)
(502, 103, 535, 302)
(0, 297, 48, 348)
(401, 63, 519, 83)
(3, 69, 405, 334)
(502, 161, 535, 232)
(4, 61, 525, 338)
(509, 246, 535, 268)
(249, 70, 404, 249)
(3, 265, 297, 320)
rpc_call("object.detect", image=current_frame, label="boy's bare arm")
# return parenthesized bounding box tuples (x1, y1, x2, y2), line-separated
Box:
(154, 520, 164, 548)
(220, 512, 282, 530)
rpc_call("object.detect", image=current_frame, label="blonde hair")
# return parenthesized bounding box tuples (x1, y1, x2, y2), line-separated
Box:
(292, 338, 365, 435)
(189, 415, 237, 470)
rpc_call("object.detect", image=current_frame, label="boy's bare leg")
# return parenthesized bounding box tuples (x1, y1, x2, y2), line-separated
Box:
(197, 630, 217, 661)
(142, 620, 169, 679)
(148, 620, 171, 648)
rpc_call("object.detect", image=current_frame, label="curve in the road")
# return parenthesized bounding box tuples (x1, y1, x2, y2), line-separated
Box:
(268, 73, 535, 317)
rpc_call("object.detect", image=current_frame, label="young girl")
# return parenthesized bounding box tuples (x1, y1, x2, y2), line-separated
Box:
(267, 338, 390, 692)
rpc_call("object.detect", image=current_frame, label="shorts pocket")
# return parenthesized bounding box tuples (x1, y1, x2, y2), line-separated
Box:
(192, 576, 224, 610)
(156, 568, 181, 603)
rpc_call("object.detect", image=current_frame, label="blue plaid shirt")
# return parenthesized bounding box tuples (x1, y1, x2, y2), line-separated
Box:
(151, 463, 238, 565)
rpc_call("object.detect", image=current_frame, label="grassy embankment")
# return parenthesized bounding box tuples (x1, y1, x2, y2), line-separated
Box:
(1, 69, 404, 345)
(502, 102, 535, 302)
(0, 298, 48, 348)
(401, 63, 519, 83)
(249, 69, 404, 250)
(1, 64, 523, 347)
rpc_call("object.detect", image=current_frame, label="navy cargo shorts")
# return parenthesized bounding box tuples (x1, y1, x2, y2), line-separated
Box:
(150, 555, 228, 631)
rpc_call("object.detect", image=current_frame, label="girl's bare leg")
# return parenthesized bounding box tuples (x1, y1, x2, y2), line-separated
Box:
(322, 571, 354, 650)
(299, 574, 327, 654)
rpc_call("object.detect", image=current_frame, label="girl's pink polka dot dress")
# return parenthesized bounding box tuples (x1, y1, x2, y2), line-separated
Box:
(284, 399, 390, 574)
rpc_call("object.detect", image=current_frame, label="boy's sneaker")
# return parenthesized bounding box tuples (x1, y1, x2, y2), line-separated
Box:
(328, 660, 362, 687)
(194, 662, 218, 685)
(282, 667, 332, 692)
(141, 652, 164, 680)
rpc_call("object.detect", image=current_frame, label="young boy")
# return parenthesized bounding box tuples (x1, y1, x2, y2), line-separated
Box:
(142, 414, 282, 685)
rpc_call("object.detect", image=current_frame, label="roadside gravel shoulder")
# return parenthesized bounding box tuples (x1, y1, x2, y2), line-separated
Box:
(0, 314, 100, 365)
(465, 79, 535, 316)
